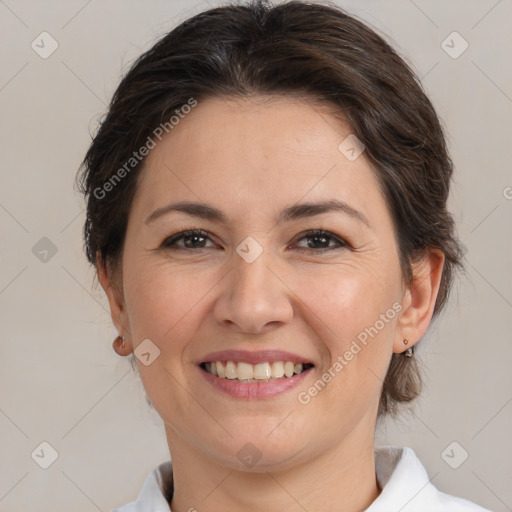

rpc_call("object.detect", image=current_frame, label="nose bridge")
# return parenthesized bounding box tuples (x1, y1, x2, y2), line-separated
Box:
(234, 241, 272, 295)
(214, 235, 293, 333)
(232, 235, 277, 305)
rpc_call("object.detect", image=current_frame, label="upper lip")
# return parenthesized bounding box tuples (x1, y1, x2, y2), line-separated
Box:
(198, 349, 314, 366)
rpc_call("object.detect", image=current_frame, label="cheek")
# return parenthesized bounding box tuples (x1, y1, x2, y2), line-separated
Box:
(122, 261, 218, 418)
(293, 262, 400, 390)
(297, 260, 399, 336)
(123, 258, 216, 350)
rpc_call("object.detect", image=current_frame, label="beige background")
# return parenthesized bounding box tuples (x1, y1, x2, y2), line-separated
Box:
(1, 0, 511, 510)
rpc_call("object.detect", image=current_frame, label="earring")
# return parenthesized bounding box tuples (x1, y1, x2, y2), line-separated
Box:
(113, 335, 127, 355)
(403, 339, 414, 357)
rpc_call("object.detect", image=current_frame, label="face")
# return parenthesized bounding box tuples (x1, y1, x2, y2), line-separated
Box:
(104, 95, 424, 471)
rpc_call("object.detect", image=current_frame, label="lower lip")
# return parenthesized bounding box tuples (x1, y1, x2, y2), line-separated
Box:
(199, 365, 313, 399)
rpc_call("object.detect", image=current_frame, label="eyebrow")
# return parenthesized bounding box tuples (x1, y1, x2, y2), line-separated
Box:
(145, 199, 371, 228)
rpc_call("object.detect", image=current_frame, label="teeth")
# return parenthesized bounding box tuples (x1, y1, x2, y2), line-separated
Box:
(284, 361, 295, 378)
(236, 362, 253, 380)
(271, 361, 285, 378)
(225, 361, 237, 379)
(204, 360, 310, 381)
(216, 361, 226, 378)
(253, 363, 271, 379)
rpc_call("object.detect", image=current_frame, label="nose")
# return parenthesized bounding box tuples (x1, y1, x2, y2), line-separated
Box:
(213, 244, 294, 335)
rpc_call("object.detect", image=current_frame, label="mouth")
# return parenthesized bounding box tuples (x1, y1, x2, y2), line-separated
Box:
(199, 360, 314, 383)
(196, 349, 315, 398)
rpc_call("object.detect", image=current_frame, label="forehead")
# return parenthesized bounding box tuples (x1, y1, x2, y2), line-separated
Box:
(131, 95, 387, 226)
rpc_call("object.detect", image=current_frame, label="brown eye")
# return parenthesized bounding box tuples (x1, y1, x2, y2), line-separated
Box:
(294, 230, 348, 252)
(160, 228, 348, 253)
(162, 229, 213, 249)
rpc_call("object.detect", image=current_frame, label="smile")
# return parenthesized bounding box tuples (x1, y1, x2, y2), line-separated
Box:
(200, 360, 314, 382)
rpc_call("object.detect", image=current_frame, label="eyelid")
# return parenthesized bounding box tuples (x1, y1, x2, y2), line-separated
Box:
(161, 227, 214, 249)
(292, 229, 349, 250)
(160, 227, 350, 251)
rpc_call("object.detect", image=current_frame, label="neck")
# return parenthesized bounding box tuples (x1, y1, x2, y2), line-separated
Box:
(166, 426, 380, 512)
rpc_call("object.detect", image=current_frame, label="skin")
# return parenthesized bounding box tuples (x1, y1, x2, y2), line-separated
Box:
(98, 95, 444, 512)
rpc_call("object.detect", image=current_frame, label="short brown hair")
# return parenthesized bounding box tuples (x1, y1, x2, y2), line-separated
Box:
(76, 0, 464, 417)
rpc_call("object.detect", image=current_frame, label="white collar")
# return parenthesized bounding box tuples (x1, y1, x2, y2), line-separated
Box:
(113, 445, 490, 511)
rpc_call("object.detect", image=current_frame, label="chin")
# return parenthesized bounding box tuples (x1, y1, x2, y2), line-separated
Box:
(203, 430, 311, 473)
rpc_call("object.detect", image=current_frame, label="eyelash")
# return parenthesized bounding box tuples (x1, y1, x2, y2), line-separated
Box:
(160, 228, 349, 253)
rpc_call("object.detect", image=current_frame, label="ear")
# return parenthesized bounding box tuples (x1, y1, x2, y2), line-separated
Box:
(394, 248, 445, 354)
(96, 251, 133, 355)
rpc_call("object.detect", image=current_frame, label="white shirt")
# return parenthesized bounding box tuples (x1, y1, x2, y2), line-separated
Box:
(112, 446, 492, 511)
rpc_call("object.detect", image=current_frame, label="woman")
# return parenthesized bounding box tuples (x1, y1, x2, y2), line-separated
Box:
(76, 1, 492, 510)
